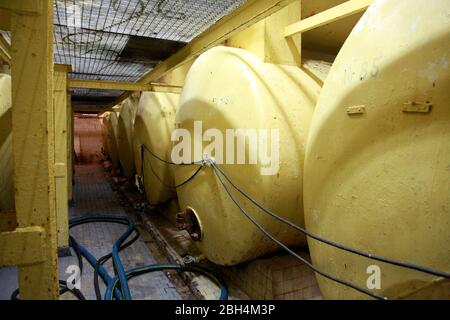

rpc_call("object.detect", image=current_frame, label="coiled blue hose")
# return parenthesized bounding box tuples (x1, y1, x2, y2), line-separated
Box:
(70, 215, 134, 299)
(68, 215, 228, 300)
(104, 264, 228, 301)
(70, 235, 123, 300)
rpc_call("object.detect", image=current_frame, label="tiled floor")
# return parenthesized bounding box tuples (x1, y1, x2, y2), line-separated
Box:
(62, 164, 184, 300)
(0, 266, 18, 300)
(0, 164, 185, 300)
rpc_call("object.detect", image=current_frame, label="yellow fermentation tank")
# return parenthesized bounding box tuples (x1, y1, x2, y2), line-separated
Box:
(0, 73, 14, 212)
(174, 46, 321, 265)
(133, 91, 179, 205)
(102, 111, 120, 168)
(304, 0, 450, 299)
(117, 97, 138, 179)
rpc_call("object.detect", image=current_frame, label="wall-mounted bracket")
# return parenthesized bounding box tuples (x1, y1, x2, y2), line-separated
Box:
(347, 105, 366, 115)
(403, 102, 432, 113)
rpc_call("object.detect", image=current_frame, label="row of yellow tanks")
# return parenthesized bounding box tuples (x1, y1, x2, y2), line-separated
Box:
(87, 0, 446, 299)
(0, 0, 445, 301)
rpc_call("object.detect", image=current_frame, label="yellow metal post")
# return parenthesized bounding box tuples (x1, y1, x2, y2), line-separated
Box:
(264, 1, 301, 65)
(8, 0, 59, 299)
(227, 1, 302, 65)
(54, 64, 71, 248)
(0, 0, 41, 15)
(67, 92, 73, 202)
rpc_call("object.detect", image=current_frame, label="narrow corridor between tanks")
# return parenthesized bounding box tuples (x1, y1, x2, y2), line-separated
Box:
(58, 163, 183, 300)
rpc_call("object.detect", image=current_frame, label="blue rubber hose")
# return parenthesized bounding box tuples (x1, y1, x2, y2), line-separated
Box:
(104, 264, 228, 301)
(74, 240, 123, 300)
(69, 215, 228, 301)
(69, 216, 133, 300)
(111, 217, 135, 300)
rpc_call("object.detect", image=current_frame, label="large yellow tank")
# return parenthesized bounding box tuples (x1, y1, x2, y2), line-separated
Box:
(117, 97, 138, 179)
(174, 46, 321, 265)
(102, 111, 120, 168)
(304, 0, 450, 299)
(0, 73, 14, 212)
(133, 91, 179, 205)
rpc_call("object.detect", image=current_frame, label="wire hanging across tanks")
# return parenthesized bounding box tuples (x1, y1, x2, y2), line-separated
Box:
(139, 143, 450, 300)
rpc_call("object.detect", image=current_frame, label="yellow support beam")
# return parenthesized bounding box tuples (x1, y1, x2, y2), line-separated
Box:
(227, 1, 302, 65)
(0, 0, 41, 15)
(69, 79, 153, 91)
(68, 79, 182, 93)
(67, 93, 73, 202)
(284, 0, 373, 37)
(0, 227, 45, 266)
(106, 0, 297, 111)
(0, 34, 11, 65)
(55, 64, 72, 73)
(54, 64, 71, 248)
(150, 83, 183, 94)
(8, 0, 59, 299)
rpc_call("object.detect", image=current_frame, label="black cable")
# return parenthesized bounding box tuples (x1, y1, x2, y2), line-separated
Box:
(140, 144, 205, 191)
(210, 161, 450, 280)
(11, 280, 86, 301)
(135, 143, 450, 298)
(69, 216, 130, 228)
(210, 162, 388, 300)
(141, 144, 201, 166)
(58, 280, 87, 300)
(10, 289, 18, 300)
(146, 157, 204, 189)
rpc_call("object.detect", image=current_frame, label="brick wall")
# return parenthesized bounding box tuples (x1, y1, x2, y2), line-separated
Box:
(222, 252, 322, 300)
(74, 114, 104, 164)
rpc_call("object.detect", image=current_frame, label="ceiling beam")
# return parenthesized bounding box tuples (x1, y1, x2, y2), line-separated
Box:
(102, 0, 297, 113)
(72, 99, 115, 113)
(68, 79, 182, 94)
(284, 0, 373, 37)
(69, 79, 152, 91)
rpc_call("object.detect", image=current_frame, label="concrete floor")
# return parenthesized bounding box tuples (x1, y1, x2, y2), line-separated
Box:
(0, 164, 187, 300)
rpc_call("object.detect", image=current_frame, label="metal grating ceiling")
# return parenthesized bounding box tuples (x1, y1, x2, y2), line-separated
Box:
(54, 0, 246, 103)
